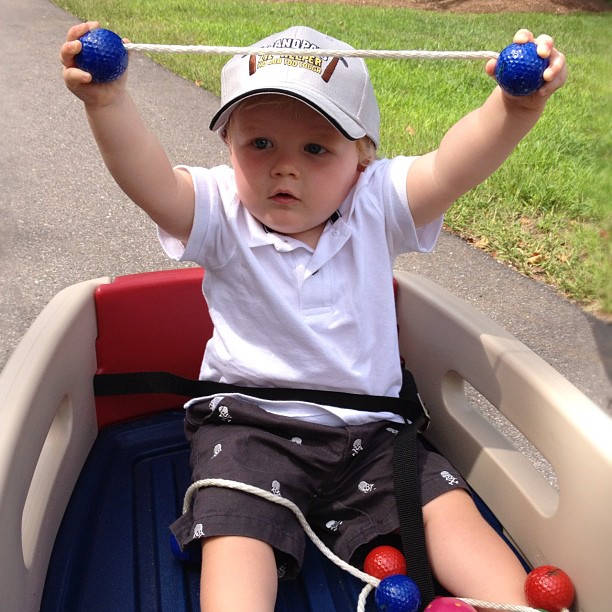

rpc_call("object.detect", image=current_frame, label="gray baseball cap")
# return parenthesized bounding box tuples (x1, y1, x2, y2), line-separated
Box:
(209, 26, 380, 147)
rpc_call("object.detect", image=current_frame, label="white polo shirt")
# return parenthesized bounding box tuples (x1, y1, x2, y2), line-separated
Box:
(159, 156, 442, 426)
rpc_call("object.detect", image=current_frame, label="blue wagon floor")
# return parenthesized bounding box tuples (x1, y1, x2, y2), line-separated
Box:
(41, 410, 521, 611)
(41, 411, 380, 611)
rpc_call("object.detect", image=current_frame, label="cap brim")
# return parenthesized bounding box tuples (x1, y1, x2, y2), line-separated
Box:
(209, 89, 366, 142)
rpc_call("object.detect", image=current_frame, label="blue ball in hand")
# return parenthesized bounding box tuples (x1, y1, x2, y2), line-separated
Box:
(76, 28, 128, 83)
(495, 41, 549, 96)
(374, 574, 421, 612)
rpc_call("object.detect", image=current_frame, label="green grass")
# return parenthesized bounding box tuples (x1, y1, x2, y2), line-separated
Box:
(55, 0, 612, 315)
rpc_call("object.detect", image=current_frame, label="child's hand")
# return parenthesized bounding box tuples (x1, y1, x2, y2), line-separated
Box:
(486, 30, 567, 107)
(60, 21, 128, 106)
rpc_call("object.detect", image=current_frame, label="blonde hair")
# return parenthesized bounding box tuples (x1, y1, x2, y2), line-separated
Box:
(222, 95, 377, 167)
(355, 135, 377, 167)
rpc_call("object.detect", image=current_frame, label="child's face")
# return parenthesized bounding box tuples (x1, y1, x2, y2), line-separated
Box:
(226, 97, 361, 248)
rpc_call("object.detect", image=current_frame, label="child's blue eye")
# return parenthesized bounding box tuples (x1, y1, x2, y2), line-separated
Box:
(253, 138, 270, 149)
(305, 143, 326, 155)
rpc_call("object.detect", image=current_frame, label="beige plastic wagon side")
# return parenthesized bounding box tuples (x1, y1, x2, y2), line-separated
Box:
(0, 278, 110, 612)
(395, 270, 611, 612)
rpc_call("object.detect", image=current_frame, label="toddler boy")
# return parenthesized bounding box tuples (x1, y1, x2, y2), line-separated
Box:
(61, 23, 566, 611)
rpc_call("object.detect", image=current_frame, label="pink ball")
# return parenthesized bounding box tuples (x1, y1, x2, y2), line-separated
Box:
(424, 598, 477, 612)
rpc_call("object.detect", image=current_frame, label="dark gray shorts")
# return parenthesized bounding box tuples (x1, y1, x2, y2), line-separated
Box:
(170, 395, 468, 578)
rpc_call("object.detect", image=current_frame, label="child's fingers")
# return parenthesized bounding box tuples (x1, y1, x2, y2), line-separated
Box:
(539, 50, 567, 96)
(484, 57, 497, 78)
(59, 39, 81, 68)
(61, 21, 99, 68)
(543, 48, 565, 81)
(534, 34, 554, 59)
(63, 65, 93, 83)
(512, 29, 554, 58)
(513, 29, 533, 44)
(65, 21, 98, 43)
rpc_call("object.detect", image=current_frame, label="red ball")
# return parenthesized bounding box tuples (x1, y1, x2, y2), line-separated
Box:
(364, 545, 407, 579)
(425, 598, 477, 612)
(525, 565, 575, 612)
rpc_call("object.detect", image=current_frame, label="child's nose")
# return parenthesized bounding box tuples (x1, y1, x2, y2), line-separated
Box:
(271, 152, 300, 177)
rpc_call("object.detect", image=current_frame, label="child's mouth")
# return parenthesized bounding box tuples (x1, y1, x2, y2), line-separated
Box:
(271, 192, 298, 205)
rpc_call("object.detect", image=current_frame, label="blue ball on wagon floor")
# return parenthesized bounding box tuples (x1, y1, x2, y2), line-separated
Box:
(374, 574, 421, 612)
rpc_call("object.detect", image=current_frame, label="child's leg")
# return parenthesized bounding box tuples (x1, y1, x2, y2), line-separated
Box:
(423, 489, 528, 608)
(200, 535, 278, 612)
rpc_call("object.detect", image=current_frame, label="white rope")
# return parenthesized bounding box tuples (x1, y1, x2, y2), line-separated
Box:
(182, 478, 548, 612)
(357, 583, 375, 612)
(124, 42, 498, 61)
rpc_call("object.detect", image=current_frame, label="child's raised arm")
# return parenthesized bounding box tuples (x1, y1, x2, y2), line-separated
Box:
(406, 29, 567, 228)
(60, 22, 195, 242)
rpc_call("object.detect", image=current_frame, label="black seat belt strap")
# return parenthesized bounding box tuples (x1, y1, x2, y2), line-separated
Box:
(93, 370, 426, 424)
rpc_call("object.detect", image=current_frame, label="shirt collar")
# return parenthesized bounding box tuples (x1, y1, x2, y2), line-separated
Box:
(240, 206, 343, 253)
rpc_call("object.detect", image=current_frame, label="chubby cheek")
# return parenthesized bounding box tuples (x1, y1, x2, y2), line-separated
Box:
(230, 152, 262, 204)
(338, 165, 361, 195)
(325, 165, 361, 203)
(233, 167, 253, 202)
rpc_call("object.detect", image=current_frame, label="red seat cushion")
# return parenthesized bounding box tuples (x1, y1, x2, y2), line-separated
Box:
(94, 268, 212, 428)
